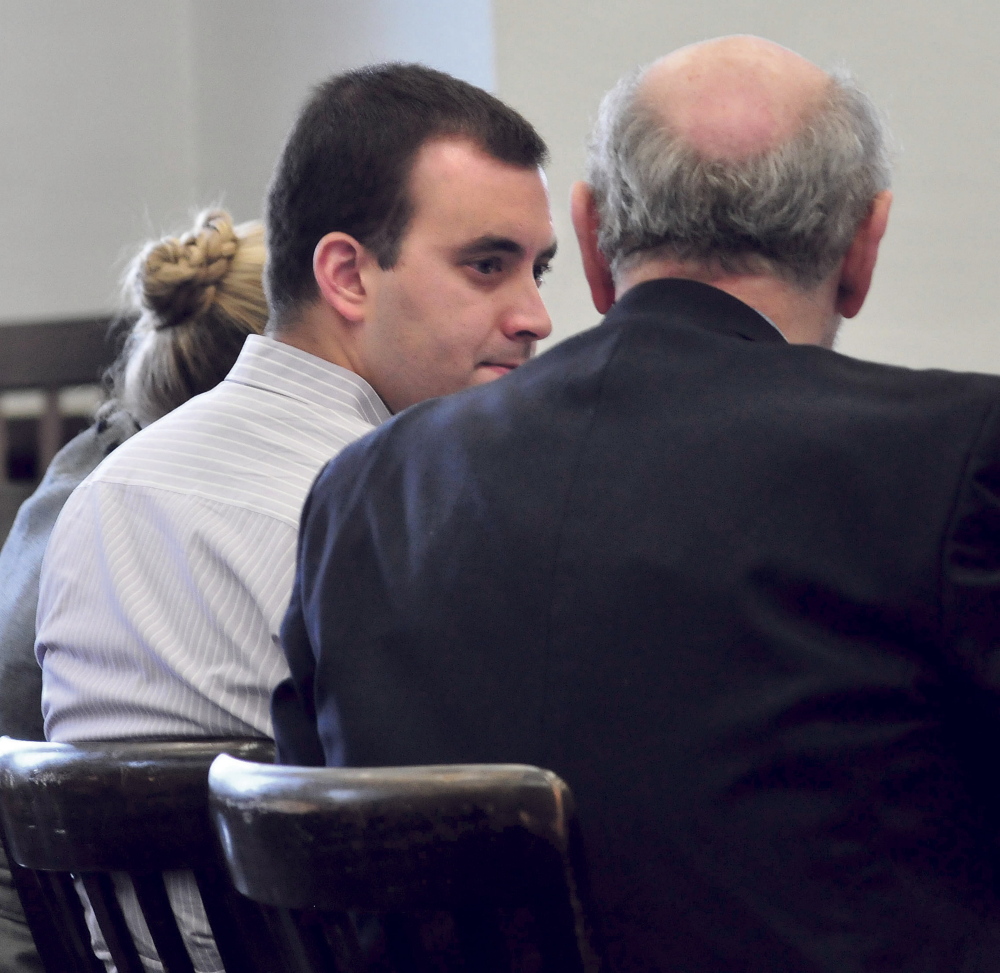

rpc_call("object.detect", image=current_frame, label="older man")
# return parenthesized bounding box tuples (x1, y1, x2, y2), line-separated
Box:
(274, 38, 1000, 971)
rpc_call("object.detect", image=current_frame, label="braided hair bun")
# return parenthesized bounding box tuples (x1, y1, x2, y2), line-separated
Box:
(139, 210, 242, 330)
(109, 208, 269, 427)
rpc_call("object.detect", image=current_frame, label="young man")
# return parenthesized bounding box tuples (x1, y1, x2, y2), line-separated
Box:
(35, 63, 555, 972)
(38, 63, 555, 744)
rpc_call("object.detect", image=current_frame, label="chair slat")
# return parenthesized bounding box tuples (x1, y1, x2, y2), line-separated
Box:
(454, 908, 510, 973)
(131, 872, 196, 973)
(1, 825, 102, 973)
(193, 863, 299, 973)
(81, 872, 146, 973)
(0, 737, 279, 972)
(288, 907, 354, 973)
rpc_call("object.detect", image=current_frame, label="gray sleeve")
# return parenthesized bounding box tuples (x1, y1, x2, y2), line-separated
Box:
(0, 413, 135, 740)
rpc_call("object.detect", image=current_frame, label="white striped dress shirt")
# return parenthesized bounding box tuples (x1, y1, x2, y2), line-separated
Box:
(36, 334, 390, 743)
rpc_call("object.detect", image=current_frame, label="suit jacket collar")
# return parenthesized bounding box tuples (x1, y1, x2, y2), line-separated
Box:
(607, 277, 787, 345)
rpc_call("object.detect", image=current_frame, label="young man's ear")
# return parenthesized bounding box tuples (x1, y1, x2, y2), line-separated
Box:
(313, 232, 369, 323)
(570, 181, 616, 314)
(835, 190, 892, 319)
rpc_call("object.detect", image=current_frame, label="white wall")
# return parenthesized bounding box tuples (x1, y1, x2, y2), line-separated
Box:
(8, 1, 997, 374)
(189, 0, 494, 225)
(0, 0, 493, 325)
(494, 0, 1000, 373)
(0, 1, 196, 321)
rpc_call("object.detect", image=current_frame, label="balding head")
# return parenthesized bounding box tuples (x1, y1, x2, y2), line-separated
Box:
(642, 37, 830, 159)
(575, 35, 892, 338)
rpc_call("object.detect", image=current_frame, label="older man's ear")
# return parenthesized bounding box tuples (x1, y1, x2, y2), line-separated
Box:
(834, 190, 892, 320)
(571, 181, 616, 314)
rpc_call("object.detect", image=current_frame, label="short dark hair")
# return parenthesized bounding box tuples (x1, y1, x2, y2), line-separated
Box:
(265, 62, 549, 323)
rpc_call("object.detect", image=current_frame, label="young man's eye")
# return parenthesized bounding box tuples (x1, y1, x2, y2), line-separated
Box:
(470, 257, 503, 276)
(533, 261, 552, 286)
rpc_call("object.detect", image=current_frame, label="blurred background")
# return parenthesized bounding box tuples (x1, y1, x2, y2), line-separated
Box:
(0, 0, 997, 521)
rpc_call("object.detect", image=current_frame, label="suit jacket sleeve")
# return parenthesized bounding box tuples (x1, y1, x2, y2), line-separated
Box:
(272, 488, 333, 768)
(941, 397, 1000, 698)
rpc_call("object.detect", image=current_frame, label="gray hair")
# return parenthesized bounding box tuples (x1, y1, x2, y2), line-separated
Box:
(586, 65, 892, 289)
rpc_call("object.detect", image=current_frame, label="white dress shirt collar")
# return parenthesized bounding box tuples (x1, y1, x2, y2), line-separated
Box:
(228, 335, 391, 427)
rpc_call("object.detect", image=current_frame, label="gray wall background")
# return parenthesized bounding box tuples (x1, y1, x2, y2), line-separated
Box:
(494, 0, 1000, 370)
(0, 0, 493, 322)
(2, 1, 998, 374)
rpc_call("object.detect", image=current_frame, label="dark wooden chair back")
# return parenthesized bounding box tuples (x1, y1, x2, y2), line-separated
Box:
(0, 737, 286, 973)
(209, 757, 603, 972)
(0, 315, 118, 496)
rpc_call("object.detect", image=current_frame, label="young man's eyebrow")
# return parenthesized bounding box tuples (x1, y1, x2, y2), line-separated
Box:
(455, 237, 559, 262)
(455, 236, 526, 259)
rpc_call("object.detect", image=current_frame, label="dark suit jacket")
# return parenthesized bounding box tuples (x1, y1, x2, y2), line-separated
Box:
(274, 279, 1000, 972)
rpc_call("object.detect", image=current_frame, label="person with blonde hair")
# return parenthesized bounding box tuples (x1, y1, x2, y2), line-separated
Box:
(0, 208, 265, 972)
(113, 208, 268, 427)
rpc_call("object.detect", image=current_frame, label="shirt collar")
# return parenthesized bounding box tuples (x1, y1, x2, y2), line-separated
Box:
(609, 278, 788, 345)
(225, 334, 391, 427)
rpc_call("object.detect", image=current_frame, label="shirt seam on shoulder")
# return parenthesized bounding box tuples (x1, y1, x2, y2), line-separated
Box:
(82, 476, 302, 529)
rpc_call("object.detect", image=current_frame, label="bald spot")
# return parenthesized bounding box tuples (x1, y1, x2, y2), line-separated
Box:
(639, 36, 831, 159)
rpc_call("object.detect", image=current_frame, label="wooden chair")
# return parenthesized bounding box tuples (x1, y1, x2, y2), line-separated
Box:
(209, 757, 604, 972)
(0, 737, 290, 973)
(0, 316, 117, 487)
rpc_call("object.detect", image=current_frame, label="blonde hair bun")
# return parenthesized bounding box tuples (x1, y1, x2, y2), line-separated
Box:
(111, 207, 268, 427)
(137, 209, 241, 330)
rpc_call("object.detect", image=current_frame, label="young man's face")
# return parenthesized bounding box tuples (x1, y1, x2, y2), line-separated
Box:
(356, 137, 557, 414)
